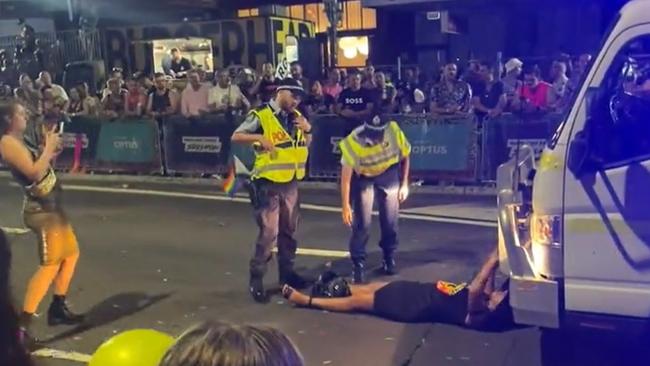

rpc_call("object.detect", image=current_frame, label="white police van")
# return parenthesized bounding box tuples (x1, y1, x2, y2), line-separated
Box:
(498, 0, 650, 331)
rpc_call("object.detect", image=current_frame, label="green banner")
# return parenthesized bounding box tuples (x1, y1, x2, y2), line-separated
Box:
(96, 120, 158, 164)
(396, 115, 476, 172)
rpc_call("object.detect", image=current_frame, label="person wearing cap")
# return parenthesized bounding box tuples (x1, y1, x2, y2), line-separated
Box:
(502, 58, 523, 110)
(339, 106, 411, 284)
(231, 78, 312, 303)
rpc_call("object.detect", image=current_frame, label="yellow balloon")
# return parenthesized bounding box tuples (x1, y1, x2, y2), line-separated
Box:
(89, 329, 174, 366)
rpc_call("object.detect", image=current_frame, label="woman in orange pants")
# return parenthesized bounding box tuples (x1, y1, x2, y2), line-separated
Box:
(0, 102, 84, 347)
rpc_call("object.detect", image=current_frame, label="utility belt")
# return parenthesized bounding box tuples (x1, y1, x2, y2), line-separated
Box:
(247, 177, 297, 210)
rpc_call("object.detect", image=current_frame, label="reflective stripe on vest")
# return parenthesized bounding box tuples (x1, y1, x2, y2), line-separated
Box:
(341, 122, 404, 177)
(252, 106, 308, 183)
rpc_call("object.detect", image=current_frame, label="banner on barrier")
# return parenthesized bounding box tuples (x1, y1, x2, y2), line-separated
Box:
(163, 114, 240, 174)
(396, 115, 475, 174)
(308, 115, 352, 178)
(55, 117, 102, 170)
(95, 119, 162, 172)
(481, 113, 562, 180)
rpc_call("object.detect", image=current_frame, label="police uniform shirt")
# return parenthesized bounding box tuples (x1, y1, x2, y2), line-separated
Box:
(234, 99, 293, 136)
(340, 124, 411, 171)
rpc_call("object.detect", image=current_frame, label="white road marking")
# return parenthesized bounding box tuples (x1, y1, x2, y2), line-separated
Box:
(56, 184, 497, 228)
(0, 226, 30, 234)
(32, 348, 92, 363)
(272, 247, 350, 258)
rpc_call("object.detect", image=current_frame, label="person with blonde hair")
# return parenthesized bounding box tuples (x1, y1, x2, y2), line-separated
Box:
(160, 321, 304, 366)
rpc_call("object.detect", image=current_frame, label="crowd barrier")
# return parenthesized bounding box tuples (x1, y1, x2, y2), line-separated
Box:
(12, 112, 562, 183)
(480, 113, 564, 181)
(56, 117, 163, 174)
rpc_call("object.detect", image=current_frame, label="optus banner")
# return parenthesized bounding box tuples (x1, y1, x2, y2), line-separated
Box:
(95, 119, 162, 173)
(308, 115, 353, 178)
(396, 115, 476, 174)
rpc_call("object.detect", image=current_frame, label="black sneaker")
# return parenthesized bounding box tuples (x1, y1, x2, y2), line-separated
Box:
(249, 276, 269, 303)
(382, 258, 397, 276)
(352, 263, 366, 284)
(47, 296, 85, 326)
(18, 327, 42, 352)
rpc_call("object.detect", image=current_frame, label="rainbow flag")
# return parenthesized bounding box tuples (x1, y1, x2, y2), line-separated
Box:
(222, 156, 250, 198)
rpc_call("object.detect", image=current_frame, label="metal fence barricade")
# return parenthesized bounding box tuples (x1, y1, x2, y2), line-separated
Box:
(162, 114, 242, 175)
(481, 113, 564, 181)
(54, 116, 103, 171)
(396, 114, 479, 182)
(93, 118, 163, 173)
(308, 114, 351, 178)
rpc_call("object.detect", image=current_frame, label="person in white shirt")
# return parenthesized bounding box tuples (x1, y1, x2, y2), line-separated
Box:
(180, 70, 210, 118)
(208, 69, 250, 114)
(37, 71, 69, 112)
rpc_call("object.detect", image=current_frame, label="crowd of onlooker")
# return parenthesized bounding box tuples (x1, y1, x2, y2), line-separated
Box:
(0, 49, 593, 130)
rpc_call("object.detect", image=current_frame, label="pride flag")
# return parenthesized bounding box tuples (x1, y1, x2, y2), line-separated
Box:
(222, 155, 251, 198)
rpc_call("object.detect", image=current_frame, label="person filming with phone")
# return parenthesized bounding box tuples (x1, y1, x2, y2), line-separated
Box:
(231, 78, 312, 303)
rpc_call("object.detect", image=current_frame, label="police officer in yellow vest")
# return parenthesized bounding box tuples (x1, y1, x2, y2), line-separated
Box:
(339, 107, 411, 283)
(232, 78, 311, 303)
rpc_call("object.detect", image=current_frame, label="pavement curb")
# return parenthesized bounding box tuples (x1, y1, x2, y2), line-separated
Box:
(0, 171, 497, 196)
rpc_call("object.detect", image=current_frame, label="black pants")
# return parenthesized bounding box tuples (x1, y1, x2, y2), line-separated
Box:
(249, 179, 300, 278)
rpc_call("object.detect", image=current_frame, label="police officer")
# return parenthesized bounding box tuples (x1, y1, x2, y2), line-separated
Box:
(231, 78, 311, 303)
(339, 106, 411, 283)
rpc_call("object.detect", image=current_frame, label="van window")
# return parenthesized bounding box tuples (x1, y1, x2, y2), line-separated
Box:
(589, 35, 650, 166)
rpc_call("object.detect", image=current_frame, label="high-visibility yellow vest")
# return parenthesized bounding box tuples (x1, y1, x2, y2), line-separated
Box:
(251, 106, 308, 183)
(339, 121, 411, 177)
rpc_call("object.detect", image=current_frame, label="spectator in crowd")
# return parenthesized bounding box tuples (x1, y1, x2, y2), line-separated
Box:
(337, 72, 375, 135)
(0, 230, 34, 366)
(14, 74, 40, 118)
(472, 62, 506, 121)
(37, 71, 68, 112)
(41, 86, 67, 124)
(371, 71, 397, 113)
(68, 87, 83, 115)
(169, 48, 192, 79)
(397, 67, 421, 112)
(430, 63, 472, 116)
(513, 65, 551, 114)
(208, 69, 250, 114)
(548, 59, 570, 112)
(322, 68, 343, 99)
(124, 78, 146, 117)
(570, 53, 592, 92)
(340, 68, 349, 86)
(463, 59, 483, 92)
(362, 63, 376, 89)
(147, 72, 177, 118)
(290, 61, 310, 91)
(180, 70, 210, 118)
(159, 321, 304, 366)
(101, 77, 127, 119)
(305, 80, 335, 115)
(74, 83, 100, 117)
(502, 58, 523, 111)
(250, 63, 278, 105)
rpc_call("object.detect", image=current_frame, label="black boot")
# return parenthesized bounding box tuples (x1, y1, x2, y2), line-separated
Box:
(352, 262, 366, 284)
(47, 295, 85, 326)
(279, 268, 308, 289)
(249, 275, 269, 303)
(382, 256, 397, 276)
(18, 312, 41, 352)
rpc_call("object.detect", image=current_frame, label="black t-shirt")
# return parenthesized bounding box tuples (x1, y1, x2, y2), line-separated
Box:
(259, 78, 279, 103)
(338, 87, 374, 112)
(338, 87, 375, 134)
(171, 58, 192, 74)
(473, 80, 505, 119)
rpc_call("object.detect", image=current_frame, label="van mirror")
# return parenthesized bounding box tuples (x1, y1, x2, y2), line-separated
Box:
(568, 131, 593, 177)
